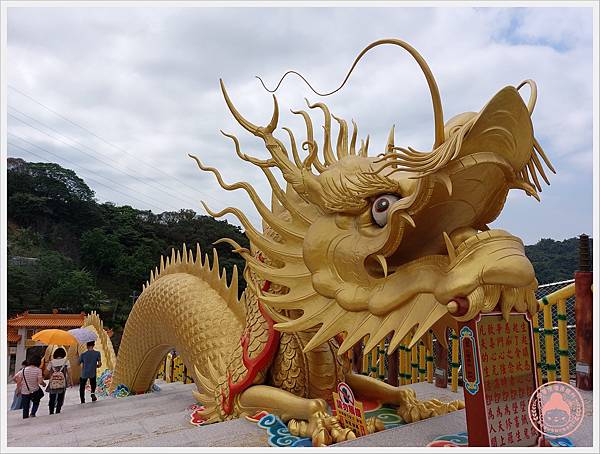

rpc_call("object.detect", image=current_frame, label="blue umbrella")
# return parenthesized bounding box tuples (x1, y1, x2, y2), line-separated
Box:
(68, 328, 98, 344)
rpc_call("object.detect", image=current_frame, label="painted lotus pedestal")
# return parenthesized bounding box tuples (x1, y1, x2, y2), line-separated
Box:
(455, 307, 543, 447)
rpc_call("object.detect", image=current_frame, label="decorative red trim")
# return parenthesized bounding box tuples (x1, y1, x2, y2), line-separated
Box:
(220, 279, 279, 415)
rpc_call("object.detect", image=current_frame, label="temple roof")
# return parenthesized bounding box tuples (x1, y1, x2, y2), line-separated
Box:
(8, 311, 85, 329)
(8, 327, 21, 344)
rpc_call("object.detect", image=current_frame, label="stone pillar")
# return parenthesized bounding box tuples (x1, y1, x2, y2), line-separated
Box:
(575, 234, 593, 390)
(15, 328, 27, 370)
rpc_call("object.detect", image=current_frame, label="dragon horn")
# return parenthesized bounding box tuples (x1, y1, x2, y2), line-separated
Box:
(220, 79, 278, 135)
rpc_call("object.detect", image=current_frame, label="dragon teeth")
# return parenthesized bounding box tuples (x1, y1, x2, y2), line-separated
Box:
(525, 289, 539, 315)
(466, 285, 501, 315)
(501, 287, 521, 320)
(467, 287, 484, 313)
(513, 288, 529, 313)
(482, 284, 501, 312)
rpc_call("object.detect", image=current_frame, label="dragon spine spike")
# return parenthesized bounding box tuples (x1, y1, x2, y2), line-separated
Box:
(182, 243, 188, 264)
(196, 244, 202, 265)
(436, 171, 453, 196)
(211, 248, 221, 286)
(141, 243, 241, 312)
(228, 264, 238, 303)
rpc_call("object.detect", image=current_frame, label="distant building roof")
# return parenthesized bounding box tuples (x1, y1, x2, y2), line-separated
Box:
(8, 327, 21, 343)
(8, 311, 85, 329)
(9, 256, 39, 266)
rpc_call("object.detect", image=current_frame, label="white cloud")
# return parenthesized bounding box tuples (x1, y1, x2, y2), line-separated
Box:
(5, 6, 594, 243)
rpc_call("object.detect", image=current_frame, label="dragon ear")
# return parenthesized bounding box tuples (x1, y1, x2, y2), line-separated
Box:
(456, 85, 554, 192)
(457, 86, 533, 171)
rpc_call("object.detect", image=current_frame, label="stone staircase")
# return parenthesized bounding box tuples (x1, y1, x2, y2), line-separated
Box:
(6, 381, 266, 447)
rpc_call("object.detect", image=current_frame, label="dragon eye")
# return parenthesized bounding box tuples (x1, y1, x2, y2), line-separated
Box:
(371, 194, 400, 227)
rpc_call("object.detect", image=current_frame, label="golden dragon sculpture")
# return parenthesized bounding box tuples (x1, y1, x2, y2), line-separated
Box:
(110, 39, 554, 446)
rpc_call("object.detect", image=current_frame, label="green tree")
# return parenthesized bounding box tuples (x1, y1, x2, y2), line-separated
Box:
(48, 269, 108, 313)
(80, 228, 124, 275)
(7, 266, 38, 314)
(34, 250, 74, 309)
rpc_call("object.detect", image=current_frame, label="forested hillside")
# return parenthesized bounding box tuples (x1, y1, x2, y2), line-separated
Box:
(7, 158, 590, 347)
(525, 237, 591, 285)
(7, 158, 249, 346)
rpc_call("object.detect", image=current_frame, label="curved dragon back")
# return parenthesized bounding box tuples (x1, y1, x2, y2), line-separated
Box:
(66, 311, 116, 382)
(110, 244, 244, 395)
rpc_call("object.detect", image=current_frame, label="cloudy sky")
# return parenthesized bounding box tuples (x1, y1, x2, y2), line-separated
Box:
(5, 5, 595, 244)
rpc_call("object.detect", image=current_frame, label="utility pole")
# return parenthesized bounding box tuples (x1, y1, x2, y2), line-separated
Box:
(130, 290, 139, 305)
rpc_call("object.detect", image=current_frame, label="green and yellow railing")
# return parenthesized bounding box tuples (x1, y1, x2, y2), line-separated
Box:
(359, 331, 434, 385)
(156, 351, 194, 384)
(356, 280, 584, 389)
(533, 282, 576, 384)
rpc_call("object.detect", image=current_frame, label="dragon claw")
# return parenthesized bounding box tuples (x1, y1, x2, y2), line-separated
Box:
(287, 412, 383, 446)
(398, 394, 465, 423)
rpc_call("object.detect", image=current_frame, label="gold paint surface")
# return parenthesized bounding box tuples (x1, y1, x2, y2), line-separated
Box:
(106, 39, 552, 445)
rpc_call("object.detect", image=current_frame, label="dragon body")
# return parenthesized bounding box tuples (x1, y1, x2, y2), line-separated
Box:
(110, 39, 554, 445)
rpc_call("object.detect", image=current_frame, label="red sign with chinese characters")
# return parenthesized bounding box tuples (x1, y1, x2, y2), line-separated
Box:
(332, 382, 368, 437)
(459, 312, 542, 447)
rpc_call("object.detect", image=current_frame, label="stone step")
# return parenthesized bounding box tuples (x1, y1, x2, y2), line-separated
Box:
(7, 380, 267, 447)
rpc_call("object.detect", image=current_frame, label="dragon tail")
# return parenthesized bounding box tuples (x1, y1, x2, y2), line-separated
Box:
(110, 244, 245, 414)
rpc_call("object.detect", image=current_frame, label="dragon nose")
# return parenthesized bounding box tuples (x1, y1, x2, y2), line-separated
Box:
(481, 253, 535, 287)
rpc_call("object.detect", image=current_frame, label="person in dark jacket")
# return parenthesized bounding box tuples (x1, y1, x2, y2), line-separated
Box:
(79, 341, 102, 403)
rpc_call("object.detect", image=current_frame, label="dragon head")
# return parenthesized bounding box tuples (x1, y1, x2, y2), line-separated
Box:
(192, 39, 554, 355)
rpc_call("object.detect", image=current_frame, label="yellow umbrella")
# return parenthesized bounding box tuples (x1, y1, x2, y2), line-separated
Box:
(32, 329, 78, 346)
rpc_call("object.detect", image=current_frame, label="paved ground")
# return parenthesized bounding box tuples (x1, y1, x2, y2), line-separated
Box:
(5, 380, 594, 447)
(6, 381, 267, 447)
